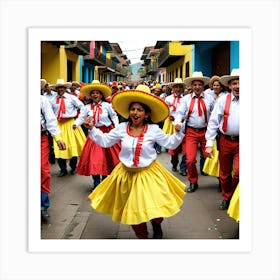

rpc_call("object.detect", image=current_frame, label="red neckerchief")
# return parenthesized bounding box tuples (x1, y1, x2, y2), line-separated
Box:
(91, 102, 103, 123)
(222, 93, 232, 132)
(56, 95, 66, 121)
(169, 93, 181, 112)
(127, 123, 148, 167)
(187, 92, 208, 123)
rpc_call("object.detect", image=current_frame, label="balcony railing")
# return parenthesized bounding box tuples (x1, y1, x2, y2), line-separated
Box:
(106, 58, 117, 71)
(65, 41, 90, 55)
(84, 48, 106, 66)
(157, 43, 170, 67)
(157, 43, 183, 67)
(145, 61, 158, 74)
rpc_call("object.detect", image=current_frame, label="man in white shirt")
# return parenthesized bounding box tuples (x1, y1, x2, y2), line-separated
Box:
(175, 72, 215, 193)
(205, 69, 239, 210)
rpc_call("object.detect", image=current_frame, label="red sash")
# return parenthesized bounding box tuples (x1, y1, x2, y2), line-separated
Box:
(222, 94, 232, 132)
(187, 94, 207, 123)
(56, 96, 66, 121)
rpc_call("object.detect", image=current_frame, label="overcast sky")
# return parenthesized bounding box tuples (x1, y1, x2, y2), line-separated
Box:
(118, 40, 156, 64)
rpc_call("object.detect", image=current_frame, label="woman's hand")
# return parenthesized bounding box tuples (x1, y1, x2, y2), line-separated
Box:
(174, 124, 182, 132)
(56, 140, 66, 150)
(83, 117, 94, 130)
(205, 146, 214, 158)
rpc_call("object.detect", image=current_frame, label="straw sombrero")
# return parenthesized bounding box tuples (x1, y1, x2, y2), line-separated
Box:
(71, 81, 80, 87)
(50, 78, 71, 90)
(80, 80, 112, 99)
(209, 75, 220, 88)
(41, 79, 47, 90)
(184, 72, 210, 87)
(168, 78, 186, 89)
(219, 69, 239, 86)
(111, 84, 169, 123)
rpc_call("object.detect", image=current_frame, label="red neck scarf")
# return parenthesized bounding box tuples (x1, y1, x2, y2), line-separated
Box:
(127, 124, 148, 167)
(187, 93, 207, 123)
(169, 93, 181, 112)
(56, 95, 66, 121)
(91, 102, 103, 123)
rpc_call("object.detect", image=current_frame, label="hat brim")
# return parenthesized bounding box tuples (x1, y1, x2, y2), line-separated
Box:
(183, 77, 210, 88)
(41, 79, 47, 90)
(50, 83, 71, 90)
(80, 84, 112, 98)
(219, 75, 239, 86)
(111, 90, 169, 123)
(168, 82, 186, 89)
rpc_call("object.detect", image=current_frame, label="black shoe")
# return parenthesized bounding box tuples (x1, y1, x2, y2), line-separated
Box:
(70, 169, 76, 175)
(172, 166, 177, 172)
(58, 170, 68, 177)
(151, 221, 163, 239)
(201, 171, 208, 176)
(219, 199, 230, 210)
(41, 210, 49, 223)
(187, 182, 198, 193)
(179, 170, 187, 176)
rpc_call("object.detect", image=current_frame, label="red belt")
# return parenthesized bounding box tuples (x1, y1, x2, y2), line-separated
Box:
(187, 126, 207, 132)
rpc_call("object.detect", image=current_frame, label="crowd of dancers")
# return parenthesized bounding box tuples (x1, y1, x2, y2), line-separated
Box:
(40, 69, 239, 239)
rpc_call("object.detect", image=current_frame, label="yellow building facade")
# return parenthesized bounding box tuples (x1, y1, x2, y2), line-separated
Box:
(163, 41, 192, 82)
(41, 42, 81, 84)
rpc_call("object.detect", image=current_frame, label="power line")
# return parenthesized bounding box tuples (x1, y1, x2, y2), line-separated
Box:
(122, 48, 144, 52)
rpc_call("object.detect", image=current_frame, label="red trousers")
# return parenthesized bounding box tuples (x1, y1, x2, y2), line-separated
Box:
(185, 127, 207, 183)
(218, 135, 239, 200)
(131, 218, 163, 239)
(41, 133, 51, 194)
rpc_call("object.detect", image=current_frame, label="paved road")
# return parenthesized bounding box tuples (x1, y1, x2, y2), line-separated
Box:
(41, 151, 239, 239)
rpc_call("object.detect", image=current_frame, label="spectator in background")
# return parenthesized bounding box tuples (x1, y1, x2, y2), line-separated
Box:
(68, 81, 80, 97)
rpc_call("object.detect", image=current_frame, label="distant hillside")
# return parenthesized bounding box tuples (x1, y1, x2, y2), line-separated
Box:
(130, 62, 143, 78)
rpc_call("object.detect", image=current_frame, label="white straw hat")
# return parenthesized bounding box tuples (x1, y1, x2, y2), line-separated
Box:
(50, 78, 71, 90)
(184, 72, 210, 87)
(219, 69, 240, 86)
(168, 78, 186, 89)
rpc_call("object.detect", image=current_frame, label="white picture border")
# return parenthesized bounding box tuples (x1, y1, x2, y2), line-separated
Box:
(1, 0, 279, 279)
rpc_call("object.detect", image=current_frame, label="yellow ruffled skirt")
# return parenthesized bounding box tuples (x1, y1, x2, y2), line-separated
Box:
(202, 140, 220, 177)
(227, 183, 240, 222)
(88, 160, 186, 225)
(54, 118, 86, 159)
(162, 118, 175, 135)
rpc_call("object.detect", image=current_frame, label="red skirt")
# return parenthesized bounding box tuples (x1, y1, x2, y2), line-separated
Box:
(76, 125, 121, 176)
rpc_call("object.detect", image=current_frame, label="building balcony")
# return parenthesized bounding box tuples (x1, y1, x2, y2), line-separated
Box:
(157, 42, 184, 67)
(145, 61, 158, 74)
(65, 41, 90, 55)
(48, 41, 90, 55)
(84, 48, 107, 66)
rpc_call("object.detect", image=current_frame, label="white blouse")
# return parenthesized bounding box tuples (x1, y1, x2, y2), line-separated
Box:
(89, 122, 184, 168)
(49, 92, 85, 119)
(74, 101, 119, 128)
